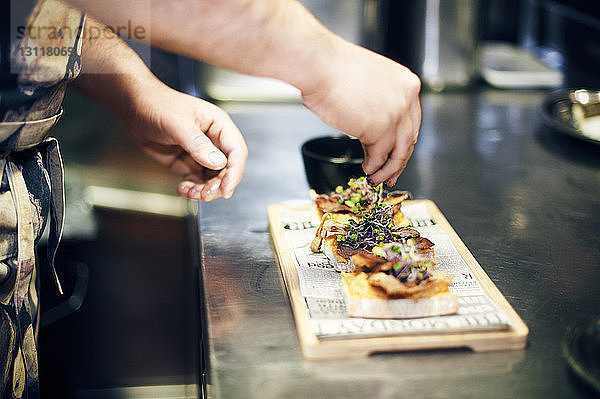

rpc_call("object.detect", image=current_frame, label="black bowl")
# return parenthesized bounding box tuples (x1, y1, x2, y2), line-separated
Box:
(301, 136, 365, 194)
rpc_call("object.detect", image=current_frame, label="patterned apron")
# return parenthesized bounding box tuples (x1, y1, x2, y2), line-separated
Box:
(0, 0, 84, 397)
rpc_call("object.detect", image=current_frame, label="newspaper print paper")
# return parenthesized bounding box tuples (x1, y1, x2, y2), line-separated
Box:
(278, 202, 512, 340)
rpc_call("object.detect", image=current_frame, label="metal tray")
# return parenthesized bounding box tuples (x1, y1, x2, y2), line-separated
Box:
(540, 89, 600, 145)
(562, 317, 600, 394)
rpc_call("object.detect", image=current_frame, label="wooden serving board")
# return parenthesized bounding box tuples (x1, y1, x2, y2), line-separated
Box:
(268, 200, 528, 359)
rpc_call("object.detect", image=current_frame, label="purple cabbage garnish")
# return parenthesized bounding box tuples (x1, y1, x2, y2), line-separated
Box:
(337, 204, 395, 250)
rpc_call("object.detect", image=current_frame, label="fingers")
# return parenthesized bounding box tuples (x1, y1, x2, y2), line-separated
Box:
(173, 144, 247, 201)
(177, 169, 222, 201)
(368, 138, 414, 186)
(174, 103, 248, 200)
(178, 179, 221, 201)
(219, 146, 247, 199)
(169, 151, 205, 177)
(361, 136, 393, 177)
(364, 101, 421, 186)
(163, 148, 223, 201)
(202, 109, 248, 198)
(174, 121, 228, 171)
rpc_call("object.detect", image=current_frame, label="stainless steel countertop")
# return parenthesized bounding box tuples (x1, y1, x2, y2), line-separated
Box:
(197, 91, 600, 398)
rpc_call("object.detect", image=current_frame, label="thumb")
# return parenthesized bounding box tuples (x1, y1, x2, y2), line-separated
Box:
(178, 130, 228, 170)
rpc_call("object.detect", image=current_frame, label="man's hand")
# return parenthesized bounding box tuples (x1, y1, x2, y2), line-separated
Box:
(73, 17, 247, 201)
(124, 81, 248, 201)
(301, 42, 422, 187)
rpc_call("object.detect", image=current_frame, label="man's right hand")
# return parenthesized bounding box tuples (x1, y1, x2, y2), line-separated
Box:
(301, 41, 422, 188)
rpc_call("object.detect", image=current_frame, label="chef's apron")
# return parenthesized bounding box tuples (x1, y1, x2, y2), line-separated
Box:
(0, 0, 84, 396)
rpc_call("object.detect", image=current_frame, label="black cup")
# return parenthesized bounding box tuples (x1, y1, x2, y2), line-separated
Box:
(301, 136, 365, 194)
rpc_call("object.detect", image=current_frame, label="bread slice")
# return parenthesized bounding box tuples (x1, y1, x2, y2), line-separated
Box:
(322, 235, 354, 272)
(341, 272, 458, 319)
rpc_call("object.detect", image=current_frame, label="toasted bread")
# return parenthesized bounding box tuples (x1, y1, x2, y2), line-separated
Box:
(341, 272, 459, 319)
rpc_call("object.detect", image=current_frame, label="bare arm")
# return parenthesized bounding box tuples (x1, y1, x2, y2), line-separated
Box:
(68, 0, 421, 186)
(73, 17, 248, 200)
(69, 1, 332, 90)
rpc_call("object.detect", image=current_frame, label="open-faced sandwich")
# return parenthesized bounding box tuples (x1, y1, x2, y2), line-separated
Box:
(313, 176, 410, 226)
(311, 202, 418, 272)
(342, 242, 458, 319)
(310, 177, 411, 271)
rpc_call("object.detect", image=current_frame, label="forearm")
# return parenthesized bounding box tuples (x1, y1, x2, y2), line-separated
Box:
(155, 0, 341, 94)
(72, 17, 160, 119)
(67, 0, 344, 94)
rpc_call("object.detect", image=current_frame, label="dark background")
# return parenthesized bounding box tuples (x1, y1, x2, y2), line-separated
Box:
(381, 0, 599, 88)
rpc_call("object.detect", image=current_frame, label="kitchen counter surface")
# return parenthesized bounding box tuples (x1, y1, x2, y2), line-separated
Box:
(197, 89, 600, 398)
